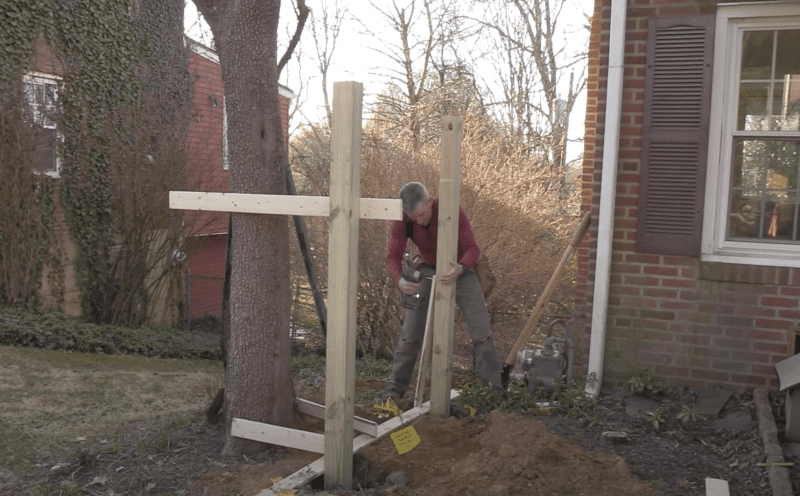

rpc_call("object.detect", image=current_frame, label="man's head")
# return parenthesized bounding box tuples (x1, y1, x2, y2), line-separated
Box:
(399, 182, 434, 226)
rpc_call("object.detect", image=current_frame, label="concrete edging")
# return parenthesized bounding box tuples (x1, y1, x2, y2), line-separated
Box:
(753, 388, 793, 496)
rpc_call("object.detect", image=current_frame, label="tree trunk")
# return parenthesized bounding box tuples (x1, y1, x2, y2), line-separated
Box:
(193, 0, 296, 455)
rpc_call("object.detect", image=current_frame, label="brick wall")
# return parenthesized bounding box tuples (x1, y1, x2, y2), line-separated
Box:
(184, 44, 293, 322)
(577, 0, 799, 390)
(186, 234, 227, 320)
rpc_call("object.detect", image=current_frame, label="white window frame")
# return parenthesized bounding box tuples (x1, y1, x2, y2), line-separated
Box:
(702, 2, 800, 268)
(222, 96, 229, 170)
(22, 71, 63, 178)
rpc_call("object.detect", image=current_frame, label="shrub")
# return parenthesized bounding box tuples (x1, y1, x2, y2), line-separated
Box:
(0, 306, 221, 360)
(289, 98, 581, 357)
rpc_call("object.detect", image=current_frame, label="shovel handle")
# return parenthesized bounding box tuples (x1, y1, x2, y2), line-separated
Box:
(503, 212, 592, 367)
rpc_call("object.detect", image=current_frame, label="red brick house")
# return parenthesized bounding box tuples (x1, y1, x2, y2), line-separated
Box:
(184, 39, 294, 323)
(578, 0, 800, 394)
(29, 36, 293, 324)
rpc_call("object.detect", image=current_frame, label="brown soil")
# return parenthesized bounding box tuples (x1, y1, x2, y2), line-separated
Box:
(357, 411, 658, 496)
(4, 376, 790, 496)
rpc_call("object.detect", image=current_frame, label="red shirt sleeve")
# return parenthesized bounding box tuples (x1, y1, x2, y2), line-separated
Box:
(457, 205, 481, 269)
(386, 219, 407, 284)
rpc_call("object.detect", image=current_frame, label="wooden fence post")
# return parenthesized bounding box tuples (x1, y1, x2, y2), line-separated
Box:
(430, 116, 461, 416)
(324, 81, 362, 489)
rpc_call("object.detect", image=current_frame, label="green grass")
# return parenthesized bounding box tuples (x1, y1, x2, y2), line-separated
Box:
(0, 345, 222, 476)
(0, 307, 399, 484)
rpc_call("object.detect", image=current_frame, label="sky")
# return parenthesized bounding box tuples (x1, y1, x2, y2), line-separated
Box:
(184, 0, 593, 162)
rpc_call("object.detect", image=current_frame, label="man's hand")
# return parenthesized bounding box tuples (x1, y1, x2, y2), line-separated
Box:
(399, 278, 419, 295)
(440, 262, 464, 285)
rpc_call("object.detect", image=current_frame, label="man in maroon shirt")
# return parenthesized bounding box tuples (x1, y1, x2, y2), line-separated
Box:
(384, 182, 505, 402)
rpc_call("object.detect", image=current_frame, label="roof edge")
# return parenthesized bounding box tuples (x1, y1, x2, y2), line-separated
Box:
(185, 36, 296, 99)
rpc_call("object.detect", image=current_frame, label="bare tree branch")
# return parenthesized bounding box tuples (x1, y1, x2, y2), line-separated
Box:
(278, 0, 310, 77)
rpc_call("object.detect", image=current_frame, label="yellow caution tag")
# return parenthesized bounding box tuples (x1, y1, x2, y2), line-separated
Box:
(465, 405, 477, 417)
(391, 426, 421, 454)
(372, 397, 402, 417)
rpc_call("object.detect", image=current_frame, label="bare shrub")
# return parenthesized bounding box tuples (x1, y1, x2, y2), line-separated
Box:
(289, 90, 580, 357)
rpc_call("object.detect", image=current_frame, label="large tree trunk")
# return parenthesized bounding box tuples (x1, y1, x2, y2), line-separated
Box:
(193, 0, 295, 454)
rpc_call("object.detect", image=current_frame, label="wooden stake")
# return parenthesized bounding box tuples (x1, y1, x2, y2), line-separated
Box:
(324, 81, 362, 489)
(430, 117, 462, 416)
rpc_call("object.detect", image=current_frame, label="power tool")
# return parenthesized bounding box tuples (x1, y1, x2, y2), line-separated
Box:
(400, 254, 425, 310)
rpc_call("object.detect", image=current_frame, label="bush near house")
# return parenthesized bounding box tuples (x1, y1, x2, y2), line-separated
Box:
(0, 306, 221, 360)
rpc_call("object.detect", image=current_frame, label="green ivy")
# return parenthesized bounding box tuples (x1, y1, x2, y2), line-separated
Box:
(1, 0, 194, 324)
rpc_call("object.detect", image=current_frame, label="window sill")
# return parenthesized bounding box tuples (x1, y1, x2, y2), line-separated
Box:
(699, 257, 798, 283)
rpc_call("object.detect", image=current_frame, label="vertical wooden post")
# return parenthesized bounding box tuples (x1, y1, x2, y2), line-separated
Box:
(324, 82, 362, 490)
(430, 117, 462, 416)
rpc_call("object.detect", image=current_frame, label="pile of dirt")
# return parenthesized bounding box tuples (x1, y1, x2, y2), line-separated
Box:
(358, 411, 660, 496)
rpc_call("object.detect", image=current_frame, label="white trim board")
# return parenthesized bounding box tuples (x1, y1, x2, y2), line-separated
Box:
(170, 191, 403, 221)
(256, 390, 460, 496)
(705, 477, 730, 496)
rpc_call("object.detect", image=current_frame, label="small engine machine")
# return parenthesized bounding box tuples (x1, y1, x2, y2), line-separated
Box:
(516, 319, 575, 392)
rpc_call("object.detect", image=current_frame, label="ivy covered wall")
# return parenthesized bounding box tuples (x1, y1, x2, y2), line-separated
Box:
(0, 0, 195, 326)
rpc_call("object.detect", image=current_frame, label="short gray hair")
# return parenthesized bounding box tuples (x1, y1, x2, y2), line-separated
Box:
(399, 182, 429, 214)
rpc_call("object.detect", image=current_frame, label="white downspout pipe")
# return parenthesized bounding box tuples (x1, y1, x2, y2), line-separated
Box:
(585, 0, 628, 399)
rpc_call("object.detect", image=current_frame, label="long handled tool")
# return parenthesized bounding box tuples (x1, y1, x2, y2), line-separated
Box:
(501, 212, 592, 388)
(414, 276, 436, 408)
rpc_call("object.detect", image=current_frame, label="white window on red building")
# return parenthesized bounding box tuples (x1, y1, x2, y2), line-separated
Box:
(703, 3, 800, 267)
(22, 72, 62, 177)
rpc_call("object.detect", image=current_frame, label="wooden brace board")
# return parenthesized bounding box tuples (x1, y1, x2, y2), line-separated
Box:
(231, 418, 325, 454)
(255, 390, 460, 496)
(170, 191, 402, 221)
(296, 398, 378, 438)
(232, 400, 378, 454)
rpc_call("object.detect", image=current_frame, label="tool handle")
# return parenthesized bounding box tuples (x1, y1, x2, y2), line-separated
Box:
(503, 212, 591, 367)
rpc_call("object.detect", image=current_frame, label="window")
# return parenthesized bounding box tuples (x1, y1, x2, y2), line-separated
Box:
(23, 72, 61, 177)
(703, 3, 800, 267)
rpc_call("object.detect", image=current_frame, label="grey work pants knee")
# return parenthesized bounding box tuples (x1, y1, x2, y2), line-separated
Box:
(386, 265, 504, 397)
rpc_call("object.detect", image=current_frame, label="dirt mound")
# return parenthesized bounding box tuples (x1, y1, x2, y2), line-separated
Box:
(358, 411, 660, 496)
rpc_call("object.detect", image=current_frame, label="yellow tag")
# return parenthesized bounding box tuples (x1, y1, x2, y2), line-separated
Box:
(372, 398, 401, 417)
(390, 426, 421, 455)
(465, 405, 476, 417)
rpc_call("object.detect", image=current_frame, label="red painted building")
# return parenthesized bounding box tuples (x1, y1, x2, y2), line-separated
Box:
(184, 40, 294, 322)
(578, 0, 800, 393)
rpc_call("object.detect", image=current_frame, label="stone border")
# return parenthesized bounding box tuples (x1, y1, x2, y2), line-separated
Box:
(753, 388, 793, 496)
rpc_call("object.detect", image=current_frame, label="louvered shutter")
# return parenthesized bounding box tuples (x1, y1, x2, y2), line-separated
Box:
(635, 15, 715, 255)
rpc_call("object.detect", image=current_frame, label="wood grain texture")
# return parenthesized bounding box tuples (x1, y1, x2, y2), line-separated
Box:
(430, 117, 462, 416)
(324, 81, 362, 489)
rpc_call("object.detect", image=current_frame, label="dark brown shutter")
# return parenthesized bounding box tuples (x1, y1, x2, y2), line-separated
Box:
(636, 15, 715, 256)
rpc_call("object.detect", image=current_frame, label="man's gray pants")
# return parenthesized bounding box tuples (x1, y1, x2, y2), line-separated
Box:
(386, 264, 505, 397)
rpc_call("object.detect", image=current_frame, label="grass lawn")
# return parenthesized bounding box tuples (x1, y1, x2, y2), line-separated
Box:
(0, 346, 223, 478)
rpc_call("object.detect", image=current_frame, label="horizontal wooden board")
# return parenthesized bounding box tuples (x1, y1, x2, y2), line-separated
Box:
(169, 191, 402, 221)
(231, 418, 324, 454)
(258, 390, 460, 495)
(296, 398, 378, 437)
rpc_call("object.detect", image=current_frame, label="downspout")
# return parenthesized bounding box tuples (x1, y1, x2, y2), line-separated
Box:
(585, 0, 628, 398)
